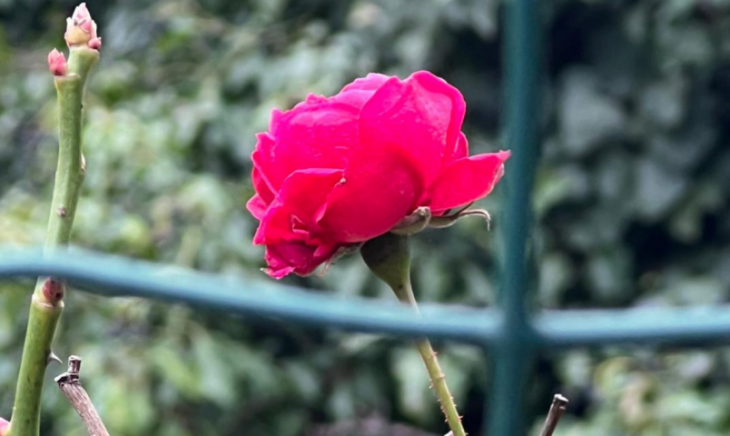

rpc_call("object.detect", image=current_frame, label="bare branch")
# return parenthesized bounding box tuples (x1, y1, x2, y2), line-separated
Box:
(539, 394, 569, 436)
(55, 356, 111, 436)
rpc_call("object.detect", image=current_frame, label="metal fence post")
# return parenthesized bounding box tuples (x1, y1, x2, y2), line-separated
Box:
(487, 0, 541, 435)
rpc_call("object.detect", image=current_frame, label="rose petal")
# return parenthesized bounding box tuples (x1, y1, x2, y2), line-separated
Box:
(341, 73, 391, 92)
(443, 132, 469, 164)
(334, 74, 392, 108)
(246, 194, 269, 220)
(256, 100, 357, 189)
(358, 71, 465, 185)
(332, 89, 376, 108)
(264, 241, 339, 279)
(251, 164, 275, 205)
(411, 71, 466, 170)
(317, 143, 423, 243)
(426, 150, 511, 212)
(254, 168, 344, 245)
(270, 108, 284, 132)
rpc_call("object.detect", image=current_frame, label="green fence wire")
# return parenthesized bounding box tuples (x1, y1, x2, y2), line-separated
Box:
(1, 1, 728, 435)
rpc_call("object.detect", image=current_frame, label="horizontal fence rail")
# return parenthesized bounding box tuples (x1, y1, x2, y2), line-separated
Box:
(2, 249, 730, 350)
(0, 248, 501, 344)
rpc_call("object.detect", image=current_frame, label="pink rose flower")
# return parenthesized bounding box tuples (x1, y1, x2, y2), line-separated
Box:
(0, 417, 8, 436)
(248, 71, 510, 278)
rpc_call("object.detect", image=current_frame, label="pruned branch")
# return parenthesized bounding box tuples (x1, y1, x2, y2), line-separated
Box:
(539, 394, 569, 436)
(55, 356, 111, 436)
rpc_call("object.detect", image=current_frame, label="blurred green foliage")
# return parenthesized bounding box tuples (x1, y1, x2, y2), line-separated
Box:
(0, 0, 729, 435)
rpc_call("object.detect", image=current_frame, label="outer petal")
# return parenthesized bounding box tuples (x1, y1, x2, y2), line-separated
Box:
(246, 194, 269, 220)
(254, 169, 344, 245)
(358, 71, 466, 185)
(251, 164, 275, 204)
(443, 132, 469, 164)
(317, 142, 424, 243)
(409, 72, 466, 169)
(256, 99, 357, 189)
(425, 150, 511, 212)
(334, 74, 392, 108)
(341, 73, 391, 92)
(264, 241, 339, 279)
(332, 90, 375, 108)
(248, 154, 278, 220)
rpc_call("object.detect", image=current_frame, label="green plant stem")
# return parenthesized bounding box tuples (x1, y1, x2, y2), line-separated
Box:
(8, 46, 97, 436)
(394, 280, 467, 436)
(9, 300, 62, 436)
(43, 77, 84, 252)
(361, 233, 467, 436)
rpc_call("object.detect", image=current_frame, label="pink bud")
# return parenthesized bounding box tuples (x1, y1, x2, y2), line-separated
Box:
(71, 2, 92, 23)
(88, 37, 102, 51)
(64, 2, 99, 47)
(47, 49, 68, 76)
(79, 20, 94, 34)
(0, 417, 9, 436)
(41, 278, 64, 303)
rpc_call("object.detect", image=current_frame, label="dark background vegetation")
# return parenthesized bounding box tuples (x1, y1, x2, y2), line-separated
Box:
(1, 0, 729, 435)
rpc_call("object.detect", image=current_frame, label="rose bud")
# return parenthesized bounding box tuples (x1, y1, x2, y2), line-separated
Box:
(47, 49, 68, 76)
(88, 37, 102, 50)
(64, 3, 99, 49)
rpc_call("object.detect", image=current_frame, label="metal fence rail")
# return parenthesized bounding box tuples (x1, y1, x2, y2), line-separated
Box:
(1, 1, 725, 435)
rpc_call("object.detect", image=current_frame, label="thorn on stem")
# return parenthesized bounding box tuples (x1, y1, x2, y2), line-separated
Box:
(58, 207, 67, 217)
(48, 351, 63, 366)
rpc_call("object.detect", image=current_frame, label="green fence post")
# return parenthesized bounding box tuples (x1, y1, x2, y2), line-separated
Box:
(487, 0, 541, 435)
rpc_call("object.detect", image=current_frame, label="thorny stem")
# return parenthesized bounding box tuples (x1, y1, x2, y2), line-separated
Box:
(361, 233, 467, 436)
(7, 46, 98, 436)
(402, 288, 466, 436)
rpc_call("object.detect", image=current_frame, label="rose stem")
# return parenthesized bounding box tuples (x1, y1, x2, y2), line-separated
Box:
(395, 278, 467, 436)
(361, 233, 467, 436)
(7, 46, 98, 436)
